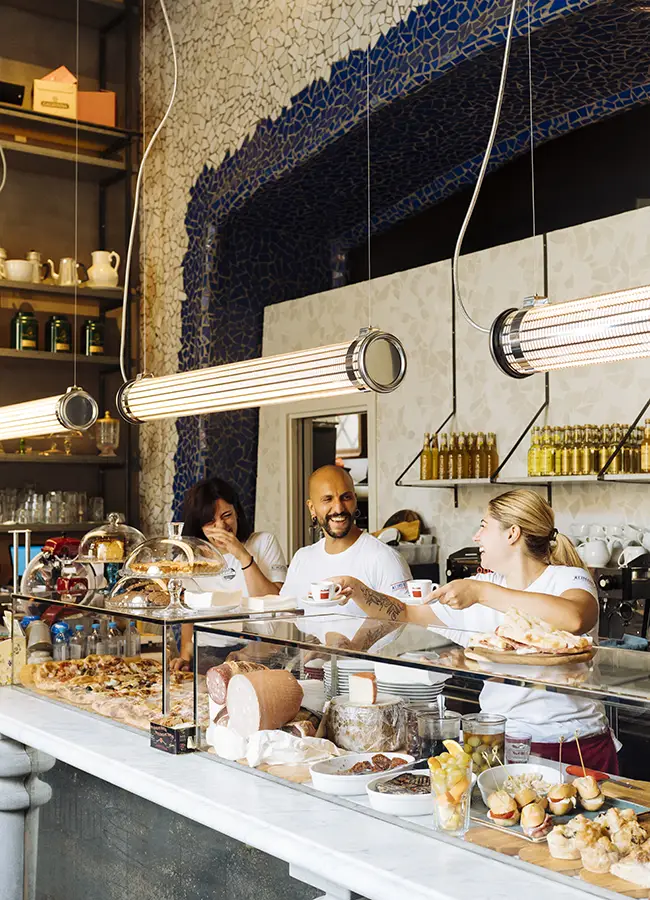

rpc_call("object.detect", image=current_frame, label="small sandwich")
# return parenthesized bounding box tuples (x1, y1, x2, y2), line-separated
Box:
(573, 775, 605, 811)
(547, 825, 581, 860)
(487, 790, 520, 826)
(547, 782, 577, 815)
(520, 802, 553, 839)
(514, 786, 539, 809)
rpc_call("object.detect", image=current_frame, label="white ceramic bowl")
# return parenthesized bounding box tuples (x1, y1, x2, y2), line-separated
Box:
(366, 768, 433, 816)
(5, 259, 33, 282)
(476, 763, 560, 806)
(310, 753, 414, 796)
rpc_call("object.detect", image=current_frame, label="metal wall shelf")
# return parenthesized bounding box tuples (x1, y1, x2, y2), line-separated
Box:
(0, 454, 124, 466)
(0, 348, 120, 369)
(4, 0, 125, 28)
(401, 478, 494, 488)
(402, 473, 650, 489)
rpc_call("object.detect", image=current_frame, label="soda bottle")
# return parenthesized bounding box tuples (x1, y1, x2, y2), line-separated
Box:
(107, 621, 126, 657)
(126, 621, 141, 658)
(69, 624, 86, 660)
(51, 623, 70, 661)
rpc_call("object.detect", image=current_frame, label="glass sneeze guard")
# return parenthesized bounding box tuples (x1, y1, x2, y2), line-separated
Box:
(193, 613, 650, 709)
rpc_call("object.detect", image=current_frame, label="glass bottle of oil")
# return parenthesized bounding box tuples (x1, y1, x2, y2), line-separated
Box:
(527, 426, 542, 477)
(621, 425, 632, 474)
(553, 426, 563, 476)
(486, 432, 498, 475)
(447, 432, 458, 480)
(540, 426, 555, 476)
(474, 432, 488, 479)
(570, 426, 584, 476)
(641, 420, 650, 474)
(456, 432, 470, 479)
(581, 425, 594, 475)
(609, 425, 622, 475)
(467, 432, 477, 460)
(420, 432, 433, 480)
(598, 425, 612, 472)
(635, 426, 643, 473)
(560, 426, 572, 475)
(430, 431, 439, 480)
(438, 433, 449, 480)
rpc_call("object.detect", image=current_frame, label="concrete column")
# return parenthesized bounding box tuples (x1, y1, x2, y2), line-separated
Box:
(0, 735, 54, 900)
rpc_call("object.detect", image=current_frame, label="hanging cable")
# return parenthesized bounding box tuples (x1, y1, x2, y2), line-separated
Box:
(0, 145, 6, 194)
(120, 0, 178, 382)
(365, 35, 372, 327)
(73, 0, 80, 388)
(527, 0, 539, 293)
(452, 0, 519, 334)
(141, 0, 148, 375)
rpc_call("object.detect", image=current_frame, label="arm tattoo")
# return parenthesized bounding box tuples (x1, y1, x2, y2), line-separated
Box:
(359, 585, 406, 622)
(350, 621, 399, 651)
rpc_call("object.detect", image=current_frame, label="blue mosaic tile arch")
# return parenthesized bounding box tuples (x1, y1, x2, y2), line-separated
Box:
(174, 0, 650, 523)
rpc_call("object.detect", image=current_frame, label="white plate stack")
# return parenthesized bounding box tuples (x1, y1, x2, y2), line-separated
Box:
(374, 659, 449, 705)
(374, 678, 445, 704)
(323, 658, 374, 697)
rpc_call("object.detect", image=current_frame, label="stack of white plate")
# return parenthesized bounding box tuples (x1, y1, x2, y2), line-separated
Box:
(323, 658, 374, 697)
(375, 678, 444, 704)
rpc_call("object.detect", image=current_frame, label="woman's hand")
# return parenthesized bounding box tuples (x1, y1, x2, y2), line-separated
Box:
(169, 655, 191, 672)
(202, 524, 251, 566)
(429, 579, 484, 610)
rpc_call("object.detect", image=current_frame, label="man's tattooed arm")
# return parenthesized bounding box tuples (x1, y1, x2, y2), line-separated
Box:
(356, 584, 407, 622)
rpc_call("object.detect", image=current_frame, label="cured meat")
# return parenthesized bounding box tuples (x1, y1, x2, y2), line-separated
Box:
(205, 661, 267, 705)
(282, 719, 317, 738)
(226, 670, 303, 737)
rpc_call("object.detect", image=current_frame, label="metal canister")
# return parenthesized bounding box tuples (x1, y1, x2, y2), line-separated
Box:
(10, 310, 39, 350)
(82, 317, 104, 356)
(45, 314, 72, 353)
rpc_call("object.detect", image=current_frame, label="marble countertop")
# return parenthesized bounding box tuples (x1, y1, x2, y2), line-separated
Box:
(0, 688, 598, 900)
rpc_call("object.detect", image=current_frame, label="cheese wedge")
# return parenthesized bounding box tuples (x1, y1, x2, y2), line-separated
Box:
(348, 672, 377, 705)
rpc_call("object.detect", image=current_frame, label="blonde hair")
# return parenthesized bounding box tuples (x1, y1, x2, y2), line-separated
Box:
(487, 489, 584, 568)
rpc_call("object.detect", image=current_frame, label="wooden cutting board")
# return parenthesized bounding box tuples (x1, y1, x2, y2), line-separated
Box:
(465, 647, 596, 666)
(465, 826, 521, 856)
(581, 869, 649, 899)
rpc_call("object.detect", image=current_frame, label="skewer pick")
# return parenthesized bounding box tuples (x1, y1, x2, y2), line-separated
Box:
(574, 731, 587, 777)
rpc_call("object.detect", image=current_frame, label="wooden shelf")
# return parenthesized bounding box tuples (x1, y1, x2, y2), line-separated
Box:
(4, 0, 125, 28)
(0, 521, 102, 534)
(0, 454, 124, 466)
(0, 103, 134, 150)
(0, 138, 125, 182)
(0, 347, 120, 369)
(0, 279, 123, 308)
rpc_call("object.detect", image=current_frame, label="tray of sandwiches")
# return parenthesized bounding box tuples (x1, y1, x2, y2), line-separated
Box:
(465, 609, 595, 666)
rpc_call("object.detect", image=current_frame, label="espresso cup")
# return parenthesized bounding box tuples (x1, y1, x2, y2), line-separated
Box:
(405, 579, 438, 604)
(618, 546, 647, 567)
(310, 581, 343, 603)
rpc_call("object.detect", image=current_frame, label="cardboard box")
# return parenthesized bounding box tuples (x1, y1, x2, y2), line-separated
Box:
(78, 90, 116, 128)
(150, 721, 196, 754)
(33, 78, 77, 120)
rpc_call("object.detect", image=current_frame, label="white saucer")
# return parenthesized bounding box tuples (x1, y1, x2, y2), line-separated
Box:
(300, 595, 346, 609)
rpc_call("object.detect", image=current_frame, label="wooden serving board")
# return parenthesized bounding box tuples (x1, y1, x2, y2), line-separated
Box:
(581, 869, 649, 899)
(518, 841, 582, 873)
(465, 826, 522, 856)
(465, 647, 596, 666)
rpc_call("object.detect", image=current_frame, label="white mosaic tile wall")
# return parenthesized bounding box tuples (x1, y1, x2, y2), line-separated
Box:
(140, 0, 430, 533)
(257, 205, 650, 572)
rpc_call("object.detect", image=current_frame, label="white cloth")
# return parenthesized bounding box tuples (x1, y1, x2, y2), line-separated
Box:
(434, 565, 608, 742)
(185, 531, 287, 600)
(281, 532, 411, 640)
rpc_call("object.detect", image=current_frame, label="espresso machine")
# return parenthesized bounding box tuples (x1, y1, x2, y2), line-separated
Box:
(595, 554, 650, 643)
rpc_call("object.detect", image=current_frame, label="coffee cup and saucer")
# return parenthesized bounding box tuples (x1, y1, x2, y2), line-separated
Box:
(301, 580, 346, 608)
(403, 579, 438, 605)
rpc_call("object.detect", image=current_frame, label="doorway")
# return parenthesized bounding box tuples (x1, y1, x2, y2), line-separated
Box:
(293, 412, 369, 550)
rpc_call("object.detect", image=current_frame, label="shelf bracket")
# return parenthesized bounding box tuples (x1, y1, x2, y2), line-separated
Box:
(597, 395, 650, 481)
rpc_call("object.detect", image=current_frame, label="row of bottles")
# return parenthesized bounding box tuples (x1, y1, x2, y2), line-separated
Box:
(420, 431, 499, 480)
(52, 620, 141, 661)
(527, 422, 650, 477)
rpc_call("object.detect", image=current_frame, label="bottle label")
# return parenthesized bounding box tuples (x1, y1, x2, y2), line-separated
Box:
(21, 339, 37, 349)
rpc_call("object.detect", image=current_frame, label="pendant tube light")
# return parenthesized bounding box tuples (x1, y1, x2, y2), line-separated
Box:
(118, 329, 407, 423)
(490, 285, 650, 378)
(0, 387, 99, 441)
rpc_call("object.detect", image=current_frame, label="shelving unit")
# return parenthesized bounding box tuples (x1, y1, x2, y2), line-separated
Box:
(0, 454, 124, 466)
(0, 348, 120, 369)
(0, 280, 124, 311)
(0, 521, 103, 534)
(4, 0, 125, 28)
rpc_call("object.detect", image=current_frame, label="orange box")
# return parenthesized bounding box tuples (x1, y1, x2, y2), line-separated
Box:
(78, 90, 116, 128)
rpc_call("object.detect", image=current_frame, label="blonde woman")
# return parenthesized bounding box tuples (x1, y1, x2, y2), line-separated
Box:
(332, 490, 618, 773)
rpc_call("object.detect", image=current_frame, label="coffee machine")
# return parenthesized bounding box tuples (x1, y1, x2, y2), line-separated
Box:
(595, 554, 650, 642)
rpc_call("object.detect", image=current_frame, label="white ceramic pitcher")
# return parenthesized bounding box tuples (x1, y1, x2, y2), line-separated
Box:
(87, 250, 120, 288)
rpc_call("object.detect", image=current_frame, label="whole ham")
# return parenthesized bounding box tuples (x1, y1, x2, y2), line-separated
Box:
(206, 661, 267, 705)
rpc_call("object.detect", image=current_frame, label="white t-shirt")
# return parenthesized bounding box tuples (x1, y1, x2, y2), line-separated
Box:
(185, 531, 287, 599)
(281, 531, 411, 627)
(434, 565, 608, 742)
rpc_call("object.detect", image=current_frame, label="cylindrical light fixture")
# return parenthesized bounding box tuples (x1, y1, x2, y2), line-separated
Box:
(490, 285, 650, 377)
(0, 387, 99, 441)
(118, 329, 407, 423)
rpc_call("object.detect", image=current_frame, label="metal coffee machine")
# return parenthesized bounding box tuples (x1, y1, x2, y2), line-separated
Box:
(595, 554, 650, 643)
(446, 547, 482, 581)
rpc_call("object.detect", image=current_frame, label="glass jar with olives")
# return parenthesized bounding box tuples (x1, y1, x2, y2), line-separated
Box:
(461, 713, 506, 773)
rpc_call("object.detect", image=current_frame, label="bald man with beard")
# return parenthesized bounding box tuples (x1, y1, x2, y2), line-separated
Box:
(281, 465, 411, 626)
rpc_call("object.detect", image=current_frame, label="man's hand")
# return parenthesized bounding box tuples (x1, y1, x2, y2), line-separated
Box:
(328, 575, 365, 604)
(429, 579, 484, 610)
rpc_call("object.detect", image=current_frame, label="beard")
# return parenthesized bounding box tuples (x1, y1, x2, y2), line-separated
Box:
(318, 510, 354, 539)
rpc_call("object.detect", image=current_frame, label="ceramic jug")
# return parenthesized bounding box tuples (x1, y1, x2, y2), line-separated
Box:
(577, 538, 613, 568)
(87, 250, 120, 288)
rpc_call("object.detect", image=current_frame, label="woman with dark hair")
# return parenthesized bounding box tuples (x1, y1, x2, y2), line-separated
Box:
(171, 476, 287, 670)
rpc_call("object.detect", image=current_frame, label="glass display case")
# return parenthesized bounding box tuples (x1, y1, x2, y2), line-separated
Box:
(193, 614, 650, 900)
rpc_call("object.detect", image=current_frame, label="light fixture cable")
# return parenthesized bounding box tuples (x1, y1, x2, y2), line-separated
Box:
(527, 0, 539, 292)
(141, 0, 148, 375)
(452, 0, 519, 334)
(366, 27, 372, 327)
(73, 0, 80, 388)
(119, 0, 178, 382)
(0, 145, 6, 194)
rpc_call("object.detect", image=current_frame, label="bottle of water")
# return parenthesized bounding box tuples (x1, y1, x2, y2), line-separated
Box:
(51, 624, 70, 661)
(87, 623, 103, 655)
(69, 624, 86, 660)
(125, 621, 141, 658)
(107, 621, 126, 657)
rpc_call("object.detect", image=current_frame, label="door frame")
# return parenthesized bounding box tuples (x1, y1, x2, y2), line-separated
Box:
(279, 394, 377, 560)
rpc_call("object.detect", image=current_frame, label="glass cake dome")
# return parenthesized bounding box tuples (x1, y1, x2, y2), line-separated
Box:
(21, 553, 96, 603)
(122, 522, 227, 579)
(77, 512, 146, 563)
(106, 576, 171, 612)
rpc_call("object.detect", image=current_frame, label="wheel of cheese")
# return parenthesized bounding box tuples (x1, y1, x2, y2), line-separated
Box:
(226, 669, 304, 737)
